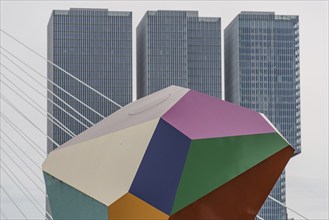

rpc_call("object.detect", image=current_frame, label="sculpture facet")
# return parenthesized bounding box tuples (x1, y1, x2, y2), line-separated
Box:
(43, 86, 294, 219)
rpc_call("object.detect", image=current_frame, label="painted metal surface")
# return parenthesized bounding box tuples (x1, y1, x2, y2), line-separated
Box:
(43, 86, 294, 219)
(130, 119, 191, 214)
(44, 172, 108, 219)
(59, 86, 189, 149)
(172, 132, 289, 213)
(162, 90, 275, 139)
(108, 193, 168, 219)
(169, 146, 294, 220)
(43, 119, 159, 205)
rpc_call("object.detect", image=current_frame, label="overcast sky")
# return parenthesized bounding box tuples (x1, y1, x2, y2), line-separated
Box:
(0, 0, 328, 219)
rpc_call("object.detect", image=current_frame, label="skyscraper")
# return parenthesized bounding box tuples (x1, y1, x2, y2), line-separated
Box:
(224, 11, 300, 219)
(47, 8, 132, 218)
(47, 8, 132, 153)
(137, 10, 221, 99)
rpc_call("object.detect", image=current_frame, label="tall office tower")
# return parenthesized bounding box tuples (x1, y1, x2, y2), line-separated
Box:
(47, 8, 132, 218)
(137, 10, 221, 99)
(224, 12, 300, 219)
(47, 8, 132, 153)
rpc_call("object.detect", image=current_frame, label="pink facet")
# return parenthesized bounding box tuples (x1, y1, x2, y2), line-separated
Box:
(162, 90, 275, 140)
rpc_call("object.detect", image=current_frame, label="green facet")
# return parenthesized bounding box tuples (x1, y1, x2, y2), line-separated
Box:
(44, 172, 108, 219)
(171, 132, 289, 214)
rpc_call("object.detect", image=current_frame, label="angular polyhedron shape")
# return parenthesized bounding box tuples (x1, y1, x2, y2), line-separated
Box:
(43, 86, 294, 220)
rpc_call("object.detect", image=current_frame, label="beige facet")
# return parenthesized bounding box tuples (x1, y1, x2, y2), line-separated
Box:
(58, 86, 189, 149)
(43, 119, 159, 206)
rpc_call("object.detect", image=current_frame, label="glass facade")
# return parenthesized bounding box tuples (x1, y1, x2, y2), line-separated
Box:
(224, 11, 300, 220)
(47, 8, 132, 218)
(137, 10, 221, 99)
(47, 8, 132, 152)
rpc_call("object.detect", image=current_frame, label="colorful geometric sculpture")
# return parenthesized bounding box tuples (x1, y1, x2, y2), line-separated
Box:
(43, 86, 294, 220)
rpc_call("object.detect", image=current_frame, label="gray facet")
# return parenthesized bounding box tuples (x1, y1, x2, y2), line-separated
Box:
(58, 85, 189, 149)
(44, 172, 108, 219)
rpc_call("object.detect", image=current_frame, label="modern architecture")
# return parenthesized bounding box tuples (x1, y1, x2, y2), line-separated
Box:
(46, 8, 132, 218)
(224, 11, 300, 219)
(137, 10, 221, 99)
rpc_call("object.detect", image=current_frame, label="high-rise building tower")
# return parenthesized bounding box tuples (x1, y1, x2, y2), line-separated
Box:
(47, 8, 132, 218)
(137, 10, 221, 99)
(47, 8, 132, 153)
(224, 11, 300, 219)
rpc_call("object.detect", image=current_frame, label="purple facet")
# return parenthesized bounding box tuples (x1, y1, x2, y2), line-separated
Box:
(162, 90, 275, 140)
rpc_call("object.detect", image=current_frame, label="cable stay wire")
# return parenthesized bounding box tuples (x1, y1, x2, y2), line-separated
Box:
(1, 112, 46, 158)
(1, 129, 42, 170)
(1, 74, 76, 136)
(0, 63, 94, 127)
(0, 60, 95, 129)
(268, 195, 309, 220)
(0, 73, 75, 135)
(0, 29, 310, 220)
(0, 185, 28, 220)
(0, 50, 103, 123)
(0, 56, 95, 127)
(1, 77, 76, 137)
(0, 31, 123, 108)
(0, 142, 47, 196)
(1, 146, 44, 187)
(1, 138, 44, 183)
(256, 215, 264, 220)
(1, 94, 60, 148)
(1, 167, 52, 219)
(0, 84, 309, 220)
(1, 162, 53, 219)
(0, 206, 9, 220)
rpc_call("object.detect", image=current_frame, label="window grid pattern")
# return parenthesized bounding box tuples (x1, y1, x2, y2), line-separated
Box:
(47, 9, 132, 152)
(224, 12, 300, 220)
(187, 17, 221, 97)
(137, 10, 221, 99)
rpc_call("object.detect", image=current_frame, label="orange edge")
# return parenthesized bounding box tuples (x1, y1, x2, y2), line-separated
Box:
(108, 192, 169, 220)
